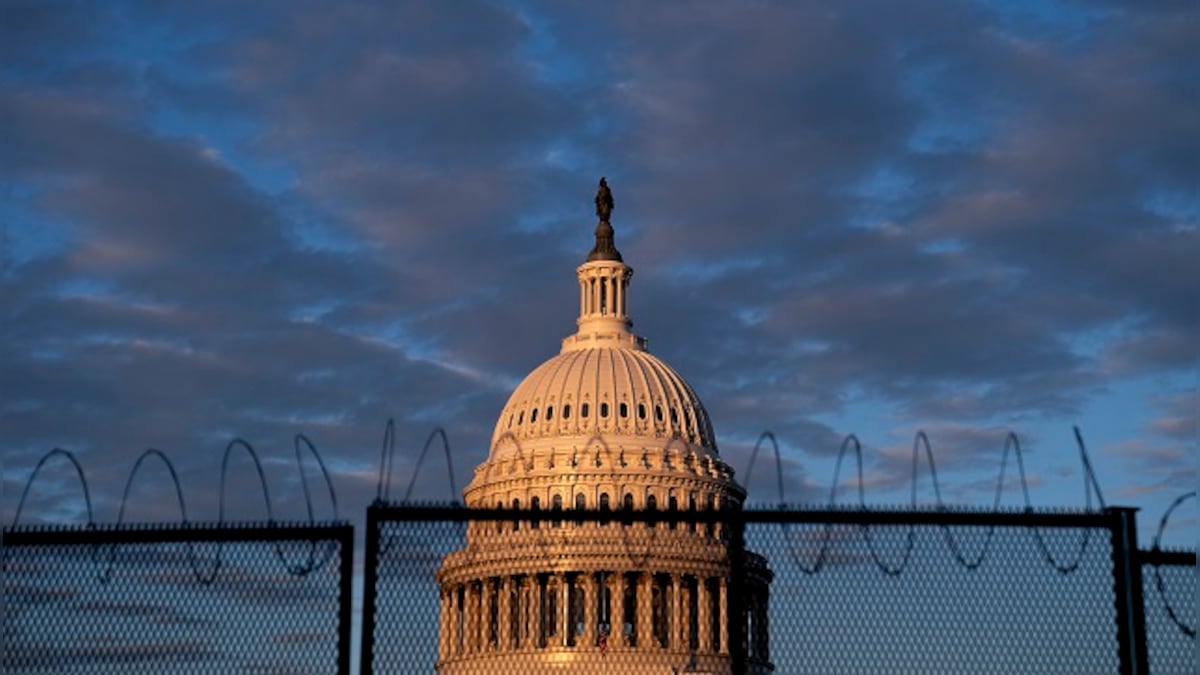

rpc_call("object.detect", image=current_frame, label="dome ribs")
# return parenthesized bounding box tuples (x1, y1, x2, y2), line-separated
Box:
(485, 346, 718, 460)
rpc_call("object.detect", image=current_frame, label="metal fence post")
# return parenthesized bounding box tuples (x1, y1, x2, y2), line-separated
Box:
(1108, 507, 1149, 675)
(338, 524, 355, 675)
(361, 503, 381, 675)
(728, 509, 748, 675)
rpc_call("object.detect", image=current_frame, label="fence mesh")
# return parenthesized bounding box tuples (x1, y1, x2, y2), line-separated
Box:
(1142, 551, 1196, 675)
(2, 522, 352, 674)
(746, 518, 1119, 673)
(360, 505, 1176, 674)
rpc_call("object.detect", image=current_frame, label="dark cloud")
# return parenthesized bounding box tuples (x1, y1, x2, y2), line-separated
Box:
(1, 1, 1195, 540)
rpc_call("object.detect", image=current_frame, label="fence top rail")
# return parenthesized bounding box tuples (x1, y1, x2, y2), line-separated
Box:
(367, 502, 1115, 528)
(3, 520, 353, 546)
(1139, 548, 1197, 567)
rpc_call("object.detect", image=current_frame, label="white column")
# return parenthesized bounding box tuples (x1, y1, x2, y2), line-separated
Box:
(611, 573, 626, 647)
(671, 573, 682, 650)
(698, 578, 712, 652)
(441, 586, 451, 653)
(499, 577, 512, 651)
(463, 583, 472, 653)
(718, 578, 728, 654)
(560, 574, 570, 646)
(583, 574, 597, 645)
(637, 573, 652, 648)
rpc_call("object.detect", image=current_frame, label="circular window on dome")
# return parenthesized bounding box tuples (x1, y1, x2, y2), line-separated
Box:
(619, 402, 628, 418)
(600, 402, 609, 418)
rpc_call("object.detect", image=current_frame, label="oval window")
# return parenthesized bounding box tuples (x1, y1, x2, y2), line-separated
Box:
(563, 404, 571, 419)
(581, 403, 590, 418)
(600, 402, 609, 418)
(619, 402, 628, 418)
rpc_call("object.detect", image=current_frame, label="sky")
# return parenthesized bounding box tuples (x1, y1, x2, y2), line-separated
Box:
(1, 0, 1196, 550)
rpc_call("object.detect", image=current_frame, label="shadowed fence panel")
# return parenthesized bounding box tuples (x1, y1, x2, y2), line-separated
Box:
(2, 522, 353, 675)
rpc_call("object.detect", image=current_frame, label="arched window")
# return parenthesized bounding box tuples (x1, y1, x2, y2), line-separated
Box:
(619, 402, 628, 418)
(599, 493, 610, 511)
(513, 498, 521, 531)
(668, 495, 678, 531)
(552, 494, 563, 527)
(563, 404, 571, 419)
(530, 496, 541, 530)
(581, 403, 590, 418)
(687, 493, 697, 532)
(600, 402, 609, 418)
(647, 494, 658, 529)
(574, 492, 586, 525)
(638, 403, 646, 420)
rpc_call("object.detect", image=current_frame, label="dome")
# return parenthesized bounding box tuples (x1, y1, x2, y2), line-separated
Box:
(491, 346, 717, 455)
(438, 180, 771, 675)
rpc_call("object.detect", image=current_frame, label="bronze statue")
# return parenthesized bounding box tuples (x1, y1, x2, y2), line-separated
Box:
(595, 177, 614, 223)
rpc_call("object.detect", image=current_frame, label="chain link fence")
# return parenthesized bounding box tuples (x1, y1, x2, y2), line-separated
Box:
(362, 504, 1192, 674)
(1141, 548, 1196, 674)
(2, 521, 353, 674)
(3, 505, 1190, 673)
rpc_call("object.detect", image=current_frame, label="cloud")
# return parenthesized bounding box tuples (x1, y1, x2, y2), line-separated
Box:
(1, 0, 1196, 538)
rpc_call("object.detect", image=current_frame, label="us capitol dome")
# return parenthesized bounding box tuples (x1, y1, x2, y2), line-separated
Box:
(435, 179, 773, 674)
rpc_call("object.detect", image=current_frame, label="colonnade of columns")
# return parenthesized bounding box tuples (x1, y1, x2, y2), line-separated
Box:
(438, 570, 753, 661)
(578, 266, 630, 320)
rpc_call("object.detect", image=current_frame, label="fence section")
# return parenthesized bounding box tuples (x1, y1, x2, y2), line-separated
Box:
(1140, 547, 1197, 674)
(361, 504, 1198, 674)
(745, 508, 1124, 674)
(2, 521, 354, 675)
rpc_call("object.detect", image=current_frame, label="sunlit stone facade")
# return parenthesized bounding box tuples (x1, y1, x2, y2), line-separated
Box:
(436, 190, 772, 673)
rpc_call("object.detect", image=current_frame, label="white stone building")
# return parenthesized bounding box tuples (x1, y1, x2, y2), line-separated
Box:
(436, 182, 773, 673)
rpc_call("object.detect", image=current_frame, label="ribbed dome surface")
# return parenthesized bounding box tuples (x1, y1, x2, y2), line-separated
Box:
(490, 346, 717, 455)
